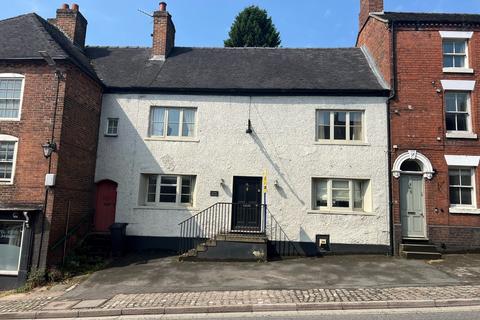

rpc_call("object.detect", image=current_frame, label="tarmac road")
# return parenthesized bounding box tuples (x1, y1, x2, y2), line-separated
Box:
(40, 306, 480, 320)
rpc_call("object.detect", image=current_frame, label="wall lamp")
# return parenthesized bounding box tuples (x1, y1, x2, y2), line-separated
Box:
(42, 141, 57, 158)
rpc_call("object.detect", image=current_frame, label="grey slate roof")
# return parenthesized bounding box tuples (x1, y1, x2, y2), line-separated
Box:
(372, 12, 480, 25)
(0, 13, 97, 79)
(0, 12, 387, 95)
(85, 46, 387, 94)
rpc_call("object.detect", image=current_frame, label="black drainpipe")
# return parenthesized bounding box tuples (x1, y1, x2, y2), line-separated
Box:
(387, 21, 397, 256)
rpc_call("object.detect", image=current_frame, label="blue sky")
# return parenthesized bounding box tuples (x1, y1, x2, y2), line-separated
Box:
(2, 1, 480, 48)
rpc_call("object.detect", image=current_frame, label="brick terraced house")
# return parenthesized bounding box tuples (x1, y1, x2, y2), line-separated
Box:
(0, 4, 103, 289)
(358, 0, 480, 256)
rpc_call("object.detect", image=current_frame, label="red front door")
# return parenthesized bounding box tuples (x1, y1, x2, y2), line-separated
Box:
(94, 180, 117, 232)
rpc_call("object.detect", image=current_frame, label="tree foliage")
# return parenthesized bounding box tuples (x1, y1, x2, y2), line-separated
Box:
(224, 6, 281, 47)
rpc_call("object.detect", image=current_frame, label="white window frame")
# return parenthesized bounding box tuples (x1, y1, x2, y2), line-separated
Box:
(144, 174, 195, 207)
(148, 107, 197, 140)
(440, 32, 473, 73)
(0, 135, 19, 185)
(105, 118, 119, 137)
(0, 73, 25, 121)
(448, 167, 476, 210)
(316, 110, 365, 143)
(312, 178, 368, 212)
(444, 91, 472, 133)
(0, 220, 25, 276)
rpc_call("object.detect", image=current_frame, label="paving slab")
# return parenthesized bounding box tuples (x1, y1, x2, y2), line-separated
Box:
(43, 300, 80, 310)
(72, 299, 107, 309)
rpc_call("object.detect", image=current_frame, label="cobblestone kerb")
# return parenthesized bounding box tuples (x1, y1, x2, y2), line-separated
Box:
(1, 285, 480, 318)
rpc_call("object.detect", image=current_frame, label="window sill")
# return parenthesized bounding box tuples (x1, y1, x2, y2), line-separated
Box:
(307, 210, 375, 216)
(134, 206, 198, 211)
(0, 270, 19, 276)
(0, 118, 20, 122)
(0, 181, 13, 185)
(443, 67, 474, 74)
(145, 137, 200, 143)
(445, 132, 478, 139)
(314, 141, 370, 146)
(449, 207, 480, 215)
(104, 134, 118, 137)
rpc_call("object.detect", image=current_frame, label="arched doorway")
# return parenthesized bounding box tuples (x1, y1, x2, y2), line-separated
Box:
(392, 151, 434, 239)
(94, 180, 118, 232)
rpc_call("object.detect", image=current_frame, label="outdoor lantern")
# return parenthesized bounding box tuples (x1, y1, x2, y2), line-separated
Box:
(42, 141, 57, 158)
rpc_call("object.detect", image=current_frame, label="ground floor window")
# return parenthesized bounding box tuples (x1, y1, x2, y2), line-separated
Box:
(449, 168, 475, 207)
(0, 221, 24, 274)
(313, 178, 369, 212)
(142, 174, 195, 207)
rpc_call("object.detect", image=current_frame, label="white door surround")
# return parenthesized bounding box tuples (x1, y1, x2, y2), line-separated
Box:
(392, 150, 434, 180)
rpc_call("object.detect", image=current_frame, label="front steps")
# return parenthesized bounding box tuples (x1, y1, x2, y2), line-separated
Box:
(179, 233, 268, 262)
(400, 240, 442, 260)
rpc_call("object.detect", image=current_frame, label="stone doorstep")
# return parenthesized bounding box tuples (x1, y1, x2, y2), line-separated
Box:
(2, 298, 480, 318)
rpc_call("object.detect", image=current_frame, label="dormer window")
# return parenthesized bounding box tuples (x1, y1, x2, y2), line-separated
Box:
(440, 31, 474, 73)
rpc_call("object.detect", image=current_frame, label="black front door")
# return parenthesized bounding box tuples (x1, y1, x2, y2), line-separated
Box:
(232, 176, 262, 232)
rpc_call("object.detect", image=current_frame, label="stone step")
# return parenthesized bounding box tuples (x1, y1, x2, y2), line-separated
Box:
(216, 233, 267, 243)
(401, 251, 442, 260)
(400, 244, 438, 253)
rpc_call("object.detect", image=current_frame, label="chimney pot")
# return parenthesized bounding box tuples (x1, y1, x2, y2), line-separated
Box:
(72, 3, 79, 11)
(159, 2, 167, 11)
(61, 3, 69, 9)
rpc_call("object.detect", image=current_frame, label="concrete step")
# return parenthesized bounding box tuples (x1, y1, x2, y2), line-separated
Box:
(401, 251, 442, 260)
(400, 244, 438, 253)
(216, 233, 267, 243)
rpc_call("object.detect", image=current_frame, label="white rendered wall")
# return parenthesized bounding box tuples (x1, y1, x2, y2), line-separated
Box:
(95, 94, 390, 246)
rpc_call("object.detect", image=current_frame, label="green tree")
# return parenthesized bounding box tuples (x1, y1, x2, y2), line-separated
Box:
(224, 6, 281, 47)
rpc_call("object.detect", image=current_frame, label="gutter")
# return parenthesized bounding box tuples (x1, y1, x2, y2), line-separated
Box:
(103, 87, 390, 97)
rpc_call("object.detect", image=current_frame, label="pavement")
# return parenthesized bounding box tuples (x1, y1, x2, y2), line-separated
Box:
(1, 253, 480, 318)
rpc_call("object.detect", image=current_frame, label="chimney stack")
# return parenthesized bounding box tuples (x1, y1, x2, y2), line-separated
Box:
(152, 2, 176, 60)
(359, 0, 384, 30)
(49, 3, 88, 49)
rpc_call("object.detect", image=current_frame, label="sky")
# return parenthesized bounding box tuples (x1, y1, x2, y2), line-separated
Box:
(2, 0, 480, 48)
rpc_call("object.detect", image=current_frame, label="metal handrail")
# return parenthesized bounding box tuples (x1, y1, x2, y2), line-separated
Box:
(178, 202, 301, 257)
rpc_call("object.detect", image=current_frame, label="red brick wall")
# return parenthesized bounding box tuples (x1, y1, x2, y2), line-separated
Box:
(0, 61, 63, 207)
(359, 19, 480, 252)
(152, 11, 175, 58)
(357, 18, 391, 87)
(390, 25, 480, 252)
(0, 60, 102, 267)
(359, 0, 384, 30)
(46, 65, 103, 264)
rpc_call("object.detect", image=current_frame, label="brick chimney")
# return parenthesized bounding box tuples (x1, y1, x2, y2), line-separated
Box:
(359, 0, 384, 30)
(152, 2, 176, 60)
(49, 3, 88, 48)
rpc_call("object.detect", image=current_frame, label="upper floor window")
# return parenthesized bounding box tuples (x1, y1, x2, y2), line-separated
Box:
(312, 178, 369, 212)
(149, 107, 197, 138)
(449, 168, 475, 208)
(440, 31, 473, 73)
(0, 136, 18, 184)
(443, 39, 467, 68)
(105, 118, 119, 137)
(0, 74, 24, 120)
(445, 92, 470, 132)
(316, 110, 364, 142)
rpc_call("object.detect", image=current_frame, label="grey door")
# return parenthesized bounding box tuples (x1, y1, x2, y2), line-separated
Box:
(400, 175, 426, 238)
